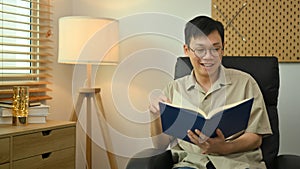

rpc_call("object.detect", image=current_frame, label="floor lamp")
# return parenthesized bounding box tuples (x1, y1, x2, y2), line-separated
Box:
(58, 16, 119, 169)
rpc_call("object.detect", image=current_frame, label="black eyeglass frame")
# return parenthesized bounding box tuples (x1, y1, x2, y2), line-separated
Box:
(189, 46, 223, 58)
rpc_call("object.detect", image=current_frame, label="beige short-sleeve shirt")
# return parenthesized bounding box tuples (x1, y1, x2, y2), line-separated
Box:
(163, 66, 272, 169)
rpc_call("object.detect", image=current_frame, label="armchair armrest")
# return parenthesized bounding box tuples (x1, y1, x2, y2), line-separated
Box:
(126, 148, 173, 169)
(276, 154, 300, 169)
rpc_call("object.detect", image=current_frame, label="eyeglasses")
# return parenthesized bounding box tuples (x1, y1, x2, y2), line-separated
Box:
(189, 47, 222, 58)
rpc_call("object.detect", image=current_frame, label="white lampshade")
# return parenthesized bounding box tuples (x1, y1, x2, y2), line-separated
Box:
(58, 16, 119, 65)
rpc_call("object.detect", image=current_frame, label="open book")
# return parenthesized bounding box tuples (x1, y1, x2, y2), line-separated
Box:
(159, 98, 254, 143)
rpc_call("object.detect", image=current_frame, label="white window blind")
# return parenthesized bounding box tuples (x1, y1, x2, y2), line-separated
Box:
(0, 0, 52, 102)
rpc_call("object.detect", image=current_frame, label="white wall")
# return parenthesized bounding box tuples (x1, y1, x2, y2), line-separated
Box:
(278, 63, 300, 155)
(51, 0, 300, 168)
(47, 0, 73, 120)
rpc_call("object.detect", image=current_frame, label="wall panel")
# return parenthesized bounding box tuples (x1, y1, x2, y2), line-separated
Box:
(212, 0, 300, 62)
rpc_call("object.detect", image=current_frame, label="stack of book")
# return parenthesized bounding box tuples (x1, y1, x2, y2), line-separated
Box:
(0, 102, 50, 124)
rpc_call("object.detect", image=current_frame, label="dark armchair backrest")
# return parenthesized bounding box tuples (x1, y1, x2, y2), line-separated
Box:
(174, 56, 280, 169)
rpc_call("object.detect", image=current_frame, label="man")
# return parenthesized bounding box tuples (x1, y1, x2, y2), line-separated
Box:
(149, 16, 272, 169)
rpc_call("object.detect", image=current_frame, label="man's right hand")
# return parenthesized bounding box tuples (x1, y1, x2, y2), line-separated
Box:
(148, 93, 170, 114)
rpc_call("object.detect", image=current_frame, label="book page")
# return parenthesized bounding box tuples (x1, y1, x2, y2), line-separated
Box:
(225, 130, 245, 141)
(207, 98, 253, 119)
(166, 90, 253, 120)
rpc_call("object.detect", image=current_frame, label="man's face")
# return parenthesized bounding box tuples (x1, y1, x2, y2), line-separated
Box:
(184, 30, 224, 78)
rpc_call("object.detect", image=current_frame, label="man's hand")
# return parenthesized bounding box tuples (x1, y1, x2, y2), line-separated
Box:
(148, 91, 170, 114)
(187, 128, 228, 155)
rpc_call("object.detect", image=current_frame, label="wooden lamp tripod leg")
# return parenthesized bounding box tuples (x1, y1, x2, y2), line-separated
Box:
(70, 92, 86, 121)
(71, 88, 118, 169)
(71, 91, 93, 169)
(93, 90, 118, 169)
(86, 94, 92, 169)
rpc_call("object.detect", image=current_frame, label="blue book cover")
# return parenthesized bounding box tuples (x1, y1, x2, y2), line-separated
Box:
(159, 98, 254, 143)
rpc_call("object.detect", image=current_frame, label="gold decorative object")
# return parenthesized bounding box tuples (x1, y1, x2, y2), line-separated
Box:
(12, 86, 29, 126)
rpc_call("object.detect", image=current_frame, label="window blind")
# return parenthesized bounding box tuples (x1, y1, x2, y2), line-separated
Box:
(0, 0, 52, 102)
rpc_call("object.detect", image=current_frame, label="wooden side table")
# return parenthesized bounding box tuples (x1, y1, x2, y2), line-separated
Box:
(0, 120, 76, 169)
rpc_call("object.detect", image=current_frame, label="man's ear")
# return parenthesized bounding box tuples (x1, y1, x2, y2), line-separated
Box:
(221, 42, 225, 55)
(183, 44, 189, 55)
(222, 41, 225, 50)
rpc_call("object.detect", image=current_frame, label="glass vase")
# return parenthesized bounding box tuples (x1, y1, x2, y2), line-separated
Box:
(12, 86, 29, 126)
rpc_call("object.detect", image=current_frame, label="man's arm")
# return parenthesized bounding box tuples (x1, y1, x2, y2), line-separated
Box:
(149, 94, 172, 149)
(220, 132, 262, 155)
(150, 114, 173, 149)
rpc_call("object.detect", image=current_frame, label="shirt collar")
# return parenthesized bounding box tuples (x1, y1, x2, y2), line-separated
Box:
(215, 65, 232, 86)
(185, 65, 232, 91)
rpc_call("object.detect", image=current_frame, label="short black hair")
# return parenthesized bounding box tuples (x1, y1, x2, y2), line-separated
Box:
(184, 16, 224, 46)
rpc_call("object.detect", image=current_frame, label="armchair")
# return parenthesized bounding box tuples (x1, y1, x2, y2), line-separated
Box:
(126, 56, 300, 169)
